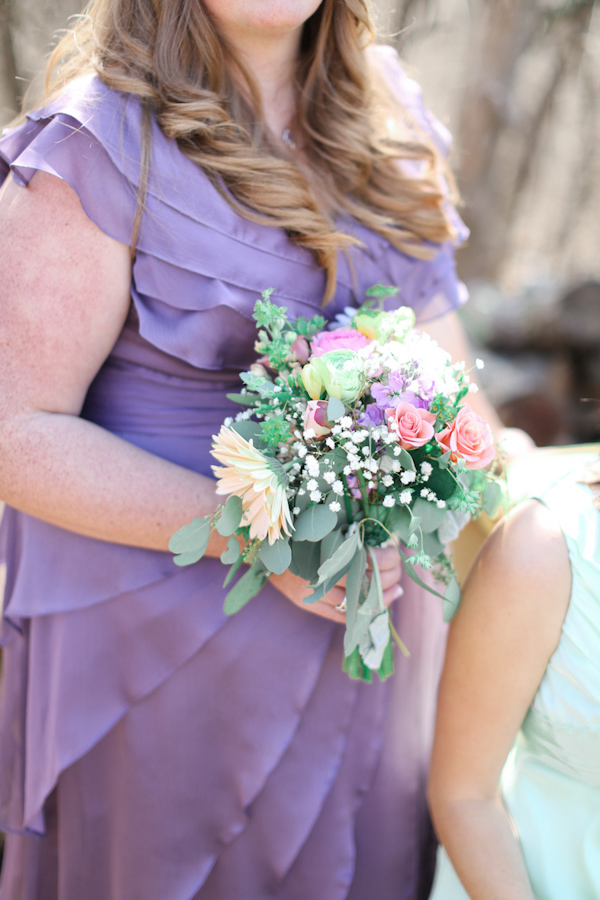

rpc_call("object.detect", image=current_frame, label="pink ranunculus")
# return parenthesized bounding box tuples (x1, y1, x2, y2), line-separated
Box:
(303, 399, 332, 439)
(310, 327, 372, 358)
(290, 336, 310, 364)
(435, 404, 495, 470)
(386, 401, 436, 449)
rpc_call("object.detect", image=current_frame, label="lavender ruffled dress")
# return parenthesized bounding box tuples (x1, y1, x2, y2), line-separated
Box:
(0, 48, 465, 900)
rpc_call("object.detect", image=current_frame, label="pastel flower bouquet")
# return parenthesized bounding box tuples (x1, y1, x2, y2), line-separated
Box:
(170, 287, 501, 682)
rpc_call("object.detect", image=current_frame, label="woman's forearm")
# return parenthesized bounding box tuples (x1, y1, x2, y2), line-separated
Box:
(0, 409, 227, 554)
(433, 796, 535, 900)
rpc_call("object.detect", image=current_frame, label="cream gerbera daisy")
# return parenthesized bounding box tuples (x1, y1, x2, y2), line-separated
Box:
(211, 426, 293, 545)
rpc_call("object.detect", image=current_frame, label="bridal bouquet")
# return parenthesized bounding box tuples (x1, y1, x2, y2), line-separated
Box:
(170, 287, 501, 682)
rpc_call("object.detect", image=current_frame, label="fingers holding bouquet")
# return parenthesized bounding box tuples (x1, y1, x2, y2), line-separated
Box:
(169, 287, 501, 682)
(270, 545, 403, 626)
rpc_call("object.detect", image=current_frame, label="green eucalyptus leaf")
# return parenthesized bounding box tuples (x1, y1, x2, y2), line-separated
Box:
(223, 563, 269, 615)
(304, 568, 349, 604)
(223, 553, 244, 587)
(291, 538, 321, 581)
(316, 529, 360, 585)
(327, 396, 346, 421)
(225, 393, 259, 407)
(437, 450, 452, 470)
(216, 495, 244, 536)
(220, 535, 241, 565)
(399, 448, 416, 472)
(343, 546, 368, 655)
(482, 479, 503, 516)
(230, 420, 267, 447)
(320, 526, 345, 566)
(169, 517, 210, 566)
(386, 505, 413, 544)
(292, 504, 338, 542)
(411, 497, 447, 534)
(259, 538, 292, 575)
(422, 530, 445, 558)
(443, 578, 461, 622)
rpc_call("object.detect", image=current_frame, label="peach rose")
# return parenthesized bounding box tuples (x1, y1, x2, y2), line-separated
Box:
(386, 401, 436, 449)
(435, 405, 495, 470)
(310, 327, 372, 358)
(303, 400, 332, 439)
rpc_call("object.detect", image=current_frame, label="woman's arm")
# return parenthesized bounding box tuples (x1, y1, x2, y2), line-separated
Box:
(0, 171, 402, 618)
(0, 171, 223, 552)
(428, 499, 571, 900)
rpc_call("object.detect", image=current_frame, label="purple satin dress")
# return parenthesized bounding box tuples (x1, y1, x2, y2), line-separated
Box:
(0, 48, 465, 900)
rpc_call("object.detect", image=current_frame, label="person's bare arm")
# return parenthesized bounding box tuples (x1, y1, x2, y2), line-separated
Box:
(0, 171, 401, 620)
(0, 171, 225, 551)
(428, 500, 571, 899)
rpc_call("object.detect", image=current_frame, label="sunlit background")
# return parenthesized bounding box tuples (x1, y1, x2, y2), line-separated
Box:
(1, 0, 599, 444)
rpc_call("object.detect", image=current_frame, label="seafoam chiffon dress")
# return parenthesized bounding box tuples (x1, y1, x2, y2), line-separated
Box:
(430, 470, 600, 899)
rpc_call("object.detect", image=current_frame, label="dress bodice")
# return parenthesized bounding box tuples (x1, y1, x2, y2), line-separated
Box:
(516, 476, 600, 785)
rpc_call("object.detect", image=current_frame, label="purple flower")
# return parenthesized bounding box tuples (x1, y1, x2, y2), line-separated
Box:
(345, 474, 363, 500)
(371, 372, 407, 408)
(357, 404, 384, 427)
(371, 371, 436, 411)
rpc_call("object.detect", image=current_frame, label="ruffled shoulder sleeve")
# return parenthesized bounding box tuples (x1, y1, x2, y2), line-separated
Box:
(0, 75, 140, 248)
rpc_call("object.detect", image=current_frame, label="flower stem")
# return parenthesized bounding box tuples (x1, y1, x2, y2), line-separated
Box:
(390, 619, 410, 657)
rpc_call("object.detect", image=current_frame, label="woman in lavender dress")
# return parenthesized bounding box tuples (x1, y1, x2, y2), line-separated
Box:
(0, 1, 492, 898)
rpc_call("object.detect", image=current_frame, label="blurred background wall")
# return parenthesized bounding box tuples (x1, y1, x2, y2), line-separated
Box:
(1, 0, 599, 445)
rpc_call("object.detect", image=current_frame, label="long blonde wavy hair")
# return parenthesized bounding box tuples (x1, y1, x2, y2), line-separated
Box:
(40, 0, 457, 300)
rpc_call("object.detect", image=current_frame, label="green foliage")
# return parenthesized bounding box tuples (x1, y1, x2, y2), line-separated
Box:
(411, 497, 447, 533)
(482, 479, 503, 516)
(258, 538, 292, 575)
(221, 535, 241, 565)
(443, 578, 461, 622)
(292, 504, 338, 542)
(230, 419, 265, 446)
(240, 372, 271, 393)
(223, 562, 269, 615)
(223, 552, 244, 586)
(216, 495, 243, 536)
(169, 517, 210, 566)
(315, 529, 360, 585)
(290, 538, 321, 581)
(260, 414, 291, 447)
(252, 290, 285, 328)
(327, 395, 345, 421)
(226, 392, 259, 407)
(293, 314, 326, 336)
(429, 394, 457, 425)
(365, 283, 400, 304)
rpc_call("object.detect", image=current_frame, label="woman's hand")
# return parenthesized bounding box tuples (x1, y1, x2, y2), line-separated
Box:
(270, 542, 403, 623)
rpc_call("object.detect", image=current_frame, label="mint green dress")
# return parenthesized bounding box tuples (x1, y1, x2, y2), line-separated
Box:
(430, 469, 600, 899)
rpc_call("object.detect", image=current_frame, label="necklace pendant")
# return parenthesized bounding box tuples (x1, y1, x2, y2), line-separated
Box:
(282, 127, 297, 151)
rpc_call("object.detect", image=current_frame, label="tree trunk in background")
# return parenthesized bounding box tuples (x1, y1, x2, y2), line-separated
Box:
(455, 0, 539, 281)
(0, 0, 18, 123)
(0, 0, 82, 126)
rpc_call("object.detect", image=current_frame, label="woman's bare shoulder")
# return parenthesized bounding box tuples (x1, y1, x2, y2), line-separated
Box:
(460, 499, 572, 646)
